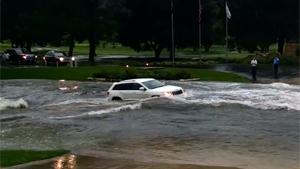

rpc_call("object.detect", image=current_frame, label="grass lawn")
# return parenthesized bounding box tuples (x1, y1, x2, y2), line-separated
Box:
(0, 150, 69, 167)
(0, 65, 250, 82)
(1, 41, 254, 59)
(3, 41, 288, 65)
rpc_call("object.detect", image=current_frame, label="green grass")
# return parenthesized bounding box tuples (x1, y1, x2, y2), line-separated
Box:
(4, 41, 278, 65)
(0, 150, 69, 167)
(1, 41, 291, 65)
(1, 41, 251, 58)
(0, 66, 250, 82)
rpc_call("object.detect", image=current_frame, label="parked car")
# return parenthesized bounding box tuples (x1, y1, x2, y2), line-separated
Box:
(43, 51, 75, 66)
(107, 78, 185, 101)
(4, 48, 37, 64)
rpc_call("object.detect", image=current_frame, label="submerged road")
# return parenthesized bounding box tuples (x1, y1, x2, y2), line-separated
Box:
(0, 80, 299, 169)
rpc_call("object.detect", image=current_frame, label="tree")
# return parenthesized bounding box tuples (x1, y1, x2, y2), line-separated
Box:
(84, 0, 122, 64)
(2, 0, 54, 51)
(119, 0, 171, 60)
(229, 0, 299, 53)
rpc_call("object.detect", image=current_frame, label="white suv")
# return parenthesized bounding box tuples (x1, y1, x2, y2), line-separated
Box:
(107, 78, 184, 101)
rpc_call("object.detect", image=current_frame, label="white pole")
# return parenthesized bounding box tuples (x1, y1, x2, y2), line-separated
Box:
(199, 0, 202, 58)
(225, 1, 228, 61)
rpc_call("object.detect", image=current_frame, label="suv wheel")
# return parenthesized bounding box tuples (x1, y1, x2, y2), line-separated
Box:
(112, 97, 122, 101)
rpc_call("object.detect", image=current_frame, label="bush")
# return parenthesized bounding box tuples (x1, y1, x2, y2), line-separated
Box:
(92, 71, 108, 78)
(174, 70, 192, 79)
(122, 69, 138, 79)
(92, 68, 192, 80)
(92, 68, 138, 80)
(152, 70, 191, 80)
(152, 70, 173, 80)
(92, 71, 122, 79)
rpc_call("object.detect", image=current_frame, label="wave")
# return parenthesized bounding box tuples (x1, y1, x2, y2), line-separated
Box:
(0, 97, 29, 111)
(176, 97, 296, 111)
(177, 85, 300, 111)
(165, 82, 300, 111)
(50, 102, 142, 119)
(42, 98, 111, 107)
(268, 82, 297, 89)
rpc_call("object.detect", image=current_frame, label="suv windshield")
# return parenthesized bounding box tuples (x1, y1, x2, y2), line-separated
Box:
(142, 80, 164, 89)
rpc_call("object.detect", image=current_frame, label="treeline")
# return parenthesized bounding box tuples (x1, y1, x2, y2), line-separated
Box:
(1, 0, 299, 63)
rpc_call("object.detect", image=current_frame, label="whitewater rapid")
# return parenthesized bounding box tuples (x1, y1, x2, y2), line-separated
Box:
(0, 97, 28, 111)
(182, 82, 300, 111)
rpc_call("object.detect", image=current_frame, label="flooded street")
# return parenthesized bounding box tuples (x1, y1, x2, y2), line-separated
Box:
(0, 80, 299, 169)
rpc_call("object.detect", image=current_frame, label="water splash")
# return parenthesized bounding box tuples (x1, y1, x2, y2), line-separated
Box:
(50, 102, 142, 119)
(0, 97, 29, 111)
(41, 98, 111, 107)
(170, 82, 300, 111)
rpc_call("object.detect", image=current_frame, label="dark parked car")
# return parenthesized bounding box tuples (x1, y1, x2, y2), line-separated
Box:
(4, 48, 37, 64)
(43, 51, 75, 66)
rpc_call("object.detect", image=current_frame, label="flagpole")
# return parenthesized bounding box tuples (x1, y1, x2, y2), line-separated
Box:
(171, 0, 175, 64)
(225, 0, 228, 62)
(198, 0, 202, 58)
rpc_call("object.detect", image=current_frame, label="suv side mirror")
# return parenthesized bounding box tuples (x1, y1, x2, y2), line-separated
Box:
(139, 87, 146, 91)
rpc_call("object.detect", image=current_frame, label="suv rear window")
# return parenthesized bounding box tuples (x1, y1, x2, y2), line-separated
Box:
(112, 83, 142, 90)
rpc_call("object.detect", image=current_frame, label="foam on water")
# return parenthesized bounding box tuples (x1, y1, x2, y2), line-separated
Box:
(171, 82, 300, 111)
(268, 82, 298, 89)
(50, 102, 142, 119)
(0, 97, 29, 111)
(41, 98, 111, 107)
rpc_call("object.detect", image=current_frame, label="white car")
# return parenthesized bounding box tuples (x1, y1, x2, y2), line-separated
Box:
(107, 78, 184, 101)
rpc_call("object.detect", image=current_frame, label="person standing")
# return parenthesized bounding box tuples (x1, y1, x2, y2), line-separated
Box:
(273, 53, 280, 79)
(251, 57, 258, 82)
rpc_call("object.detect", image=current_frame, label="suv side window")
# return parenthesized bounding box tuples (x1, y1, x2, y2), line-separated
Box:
(112, 84, 126, 90)
(113, 83, 142, 90)
(131, 83, 142, 90)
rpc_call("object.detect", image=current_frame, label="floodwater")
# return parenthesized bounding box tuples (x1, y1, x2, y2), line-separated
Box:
(0, 80, 299, 169)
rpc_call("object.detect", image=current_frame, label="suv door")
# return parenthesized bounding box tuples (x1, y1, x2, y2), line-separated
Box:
(121, 83, 148, 100)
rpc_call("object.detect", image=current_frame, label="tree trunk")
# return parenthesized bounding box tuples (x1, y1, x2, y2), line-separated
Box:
(278, 36, 285, 55)
(204, 45, 210, 52)
(25, 41, 32, 52)
(87, 0, 97, 65)
(89, 34, 96, 65)
(154, 47, 163, 60)
(68, 36, 75, 57)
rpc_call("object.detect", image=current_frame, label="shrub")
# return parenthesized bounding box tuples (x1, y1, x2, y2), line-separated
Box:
(152, 70, 173, 80)
(152, 70, 191, 80)
(92, 71, 108, 78)
(92, 68, 192, 80)
(122, 69, 138, 79)
(174, 70, 192, 79)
